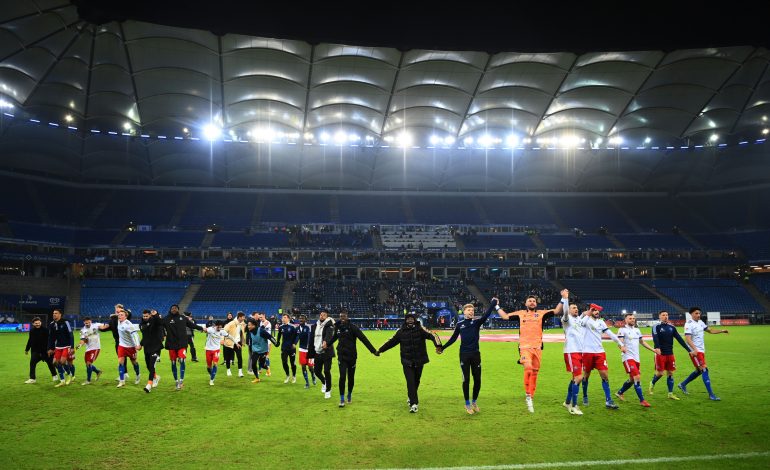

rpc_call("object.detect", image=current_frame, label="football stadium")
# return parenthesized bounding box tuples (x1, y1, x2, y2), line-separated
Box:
(1, 2, 769, 469)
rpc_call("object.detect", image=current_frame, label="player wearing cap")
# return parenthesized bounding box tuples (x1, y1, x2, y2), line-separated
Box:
(76, 317, 103, 385)
(202, 320, 240, 386)
(116, 309, 142, 388)
(296, 314, 316, 388)
(377, 312, 443, 413)
(581, 303, 626, 410)
(678, 307, 728, 401)
(649, 310, 694, 400)
(614, 313, 655, 407)
(495, 292, 565, 413)
(440, 299, 496, 414)
(560, 292, 588, 415)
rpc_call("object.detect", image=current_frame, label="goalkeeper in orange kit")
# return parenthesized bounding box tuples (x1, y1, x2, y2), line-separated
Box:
(496, 290, 567, 413)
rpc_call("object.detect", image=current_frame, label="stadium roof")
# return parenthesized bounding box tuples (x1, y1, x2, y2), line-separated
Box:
(0, 1, 768, 191)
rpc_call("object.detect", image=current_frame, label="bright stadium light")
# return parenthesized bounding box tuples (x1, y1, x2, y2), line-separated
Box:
(304, 132, 314, 140)
(64, 114, 73, 123)
(202, 123, 222, 141)
(444, 136, 455, 146)
(319, 132, 330, 142)
(762, 128, 769, 135)
(561, 135, 580, 148)
(0, 98, 13, 109)
(710, 133, 719, 142)
(348, 133, 360, 142)
(252, 127, 276, 141)
(506, 134, 519, 147)
(123, 122, 132, 131)
(396, 131, 412, 147)
(463, 136, 474, 146)
(608, 136, 623, 145)
(644, 137, 652, 144)
(429, 135, 440, 145)
(333, 130, 347, 144)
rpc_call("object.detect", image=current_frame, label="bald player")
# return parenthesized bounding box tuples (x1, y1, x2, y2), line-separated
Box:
(496, 289, 567, 413)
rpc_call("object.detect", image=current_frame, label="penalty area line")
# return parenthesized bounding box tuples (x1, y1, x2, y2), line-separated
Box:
(372, 450, 770, 470)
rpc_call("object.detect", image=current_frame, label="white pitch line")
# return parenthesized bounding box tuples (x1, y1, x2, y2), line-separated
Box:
(372, 451, 770, 470)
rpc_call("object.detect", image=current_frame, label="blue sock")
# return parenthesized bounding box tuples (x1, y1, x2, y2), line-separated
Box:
(57, 364, 65, 380)
(702, 369, 715, 396)
(683, 369, 701, 386)
(465, 399, 471, 407)
(618, 380, 632, 395)
(348, 393, 352, 402)
(601, 379, 612, 401)
(666, 376, 674, 393)
(180, 359, 186, 380)
(633, 382, 645, 401)
(582, 378, 589, 398)
(651, 374, 661, 385)
(119, 363, 125, 381)
(211, 365, 217, 380)
(86, 364, 93, 381)
(341, 395, 346, 403)
(171, 361, 178, 380)
(133, 362, 140, 376)
(69, 364, 75, 376)
(571, 382, 579, 406)
(302, 369, 308, 385)
(566, 381, 574, 404)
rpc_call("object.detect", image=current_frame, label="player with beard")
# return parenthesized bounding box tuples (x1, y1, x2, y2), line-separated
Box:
(496, 294, 565, 413)
(615, 313, 655, 407)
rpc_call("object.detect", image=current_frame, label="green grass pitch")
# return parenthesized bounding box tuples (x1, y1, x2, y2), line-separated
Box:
(1, 326, 769, 469)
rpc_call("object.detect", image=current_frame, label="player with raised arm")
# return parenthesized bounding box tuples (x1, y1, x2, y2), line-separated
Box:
(678, 307, 728, 401)
(614, 313, 655, 407)
(581, 303, 626, 410)
(202, 320, 240, 386)
(440, 299, 495, 414)
(77, 317, 103, 385)
(649, 310, 695, 400)
(276, 313, 299, 384)
(495, 293, 564, 413)
(47, 309, 74, 387)
(559, 291, 588, 415)
(116, 309, 142, 388)
(377, 312, 443, 413)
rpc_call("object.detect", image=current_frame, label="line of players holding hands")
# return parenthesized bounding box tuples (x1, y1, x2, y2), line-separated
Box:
(26, 290, 727, 415)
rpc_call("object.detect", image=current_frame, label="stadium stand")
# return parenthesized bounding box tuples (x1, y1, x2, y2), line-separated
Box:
(648, 279, 763, 314)
(79, 280, 189, 317)
(187, 280, 285, 318)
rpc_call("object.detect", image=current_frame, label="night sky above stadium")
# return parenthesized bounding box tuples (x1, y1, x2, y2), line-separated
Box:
(73, 1, 768, 53)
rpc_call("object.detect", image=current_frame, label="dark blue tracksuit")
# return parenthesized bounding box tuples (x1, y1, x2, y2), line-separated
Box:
(441, 304, 494, 402)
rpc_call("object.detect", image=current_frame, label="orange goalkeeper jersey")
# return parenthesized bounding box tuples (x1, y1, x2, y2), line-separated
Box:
(516, 309, 552, 349)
